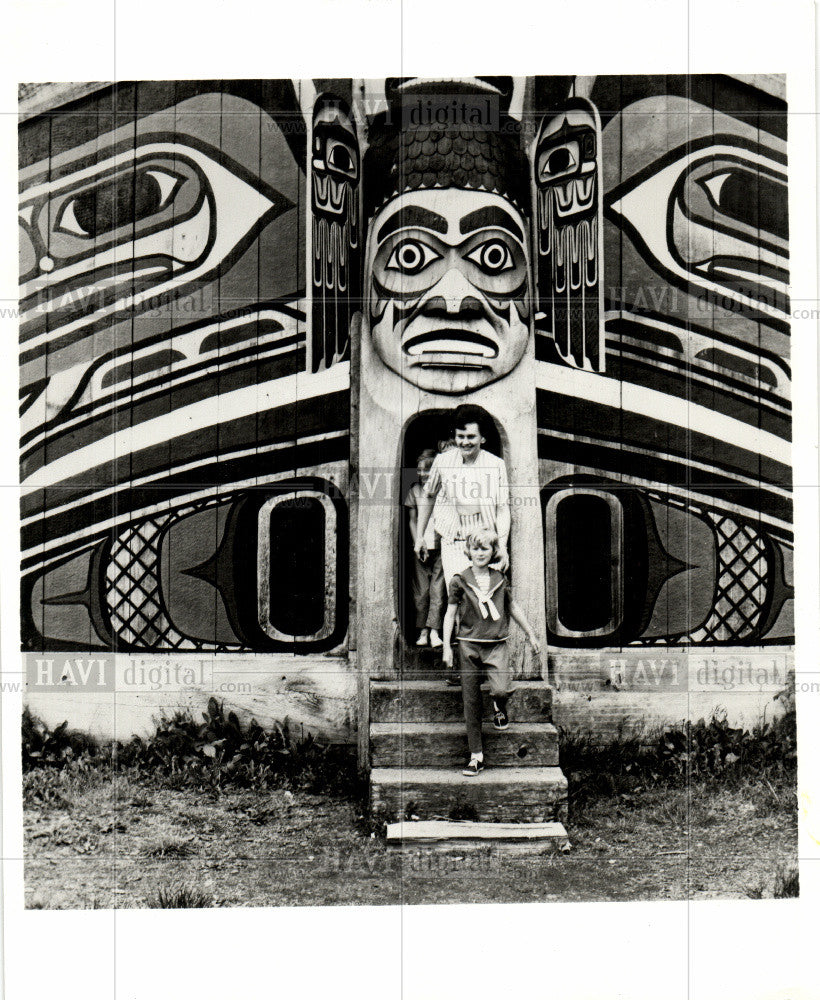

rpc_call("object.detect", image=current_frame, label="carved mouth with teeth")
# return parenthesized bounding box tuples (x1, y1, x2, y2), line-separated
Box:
(402, 329, 499, 367)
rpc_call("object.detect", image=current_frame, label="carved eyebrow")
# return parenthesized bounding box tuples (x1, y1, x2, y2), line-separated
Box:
(459, 206, 523, 241)
(376, 206, 448, 242)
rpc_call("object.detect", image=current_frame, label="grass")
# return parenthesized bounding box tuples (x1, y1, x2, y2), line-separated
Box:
(22, 700, 798, 907)
(23, 762, 797, 907)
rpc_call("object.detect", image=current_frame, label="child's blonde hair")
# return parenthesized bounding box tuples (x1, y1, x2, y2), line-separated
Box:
(416, 448, 436, 470)
(464, 527, 500, 561)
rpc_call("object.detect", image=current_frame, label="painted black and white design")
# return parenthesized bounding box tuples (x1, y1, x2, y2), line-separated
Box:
(19, 76, 792, 658)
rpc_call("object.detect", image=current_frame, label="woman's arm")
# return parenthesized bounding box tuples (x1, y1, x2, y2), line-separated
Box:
(493, 464, 511, 571)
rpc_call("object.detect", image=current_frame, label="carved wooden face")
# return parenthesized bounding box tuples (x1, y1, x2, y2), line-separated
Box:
(366, 189, 531, 393)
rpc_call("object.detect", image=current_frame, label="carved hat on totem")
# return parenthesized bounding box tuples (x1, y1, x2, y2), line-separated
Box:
(363, 77, 531, 221)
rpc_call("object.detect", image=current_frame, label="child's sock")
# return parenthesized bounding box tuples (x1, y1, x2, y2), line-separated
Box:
(471, 752, 483, 763)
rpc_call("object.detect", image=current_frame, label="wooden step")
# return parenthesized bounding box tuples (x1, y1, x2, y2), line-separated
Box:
(370, 679, 553, 723)
(386, 819, 570, 853)
(370, 766, 568, 824)
(370, 721, 558, 768)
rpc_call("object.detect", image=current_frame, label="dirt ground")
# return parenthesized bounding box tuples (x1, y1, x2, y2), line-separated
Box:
(24, 768, 797, 907)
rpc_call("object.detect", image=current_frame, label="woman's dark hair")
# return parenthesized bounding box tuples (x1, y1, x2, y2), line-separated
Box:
(452, 404, 489, 437)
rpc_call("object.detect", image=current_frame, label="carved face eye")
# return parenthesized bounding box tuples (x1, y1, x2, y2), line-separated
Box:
(55, 166, 184, 239)
(325, 139, 358, 178)
(465, 239, 515, 274)
(537, 139, 580, 182)
(386, 238, 441, 274)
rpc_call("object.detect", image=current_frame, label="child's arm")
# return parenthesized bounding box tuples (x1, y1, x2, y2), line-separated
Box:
(414, 492, 435, 558)
(407, 505, 419, 548)
(442, 604, 457, 667)
(509, 599, 541, 656)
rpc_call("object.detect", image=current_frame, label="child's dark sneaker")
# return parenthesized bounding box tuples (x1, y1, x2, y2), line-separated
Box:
(492, 699, 509, 731)
(445, 670, 460, 686)
(462, 756, 484, 776)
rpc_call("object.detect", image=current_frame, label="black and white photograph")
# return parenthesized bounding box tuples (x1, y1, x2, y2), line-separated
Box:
(2, 1, 819, 998)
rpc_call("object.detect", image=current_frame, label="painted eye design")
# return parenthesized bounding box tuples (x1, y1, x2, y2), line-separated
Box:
(386, 239, 441, 274)
(606, 137, 789, 325)
(465, 239, 514, 273)
(325, 140, 358, 178)
(55, 167, 184, 239)
(697, 169, 788, 240)
(537, 139, 581, 182)
(19, 140, 290, 346)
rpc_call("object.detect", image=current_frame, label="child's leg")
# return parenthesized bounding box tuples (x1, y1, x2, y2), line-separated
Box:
(425, 551, 445, 631)
(485, 641, 514, 705)
(410, 555, 432, 630)
(458, 641, 484, 755)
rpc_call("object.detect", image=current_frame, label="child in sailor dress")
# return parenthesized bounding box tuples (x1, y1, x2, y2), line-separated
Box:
(442, 527, 541, 774)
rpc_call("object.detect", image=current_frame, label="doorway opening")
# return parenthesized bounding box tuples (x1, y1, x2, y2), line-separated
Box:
(398, 407, 503, 650)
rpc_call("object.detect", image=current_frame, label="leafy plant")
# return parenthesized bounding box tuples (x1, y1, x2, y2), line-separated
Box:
(560, 696, 797, 817)
(22, 706, 99, 768)
(23, 701, 362, 800)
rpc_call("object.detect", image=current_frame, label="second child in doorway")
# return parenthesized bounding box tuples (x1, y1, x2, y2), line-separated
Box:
(405, 449, 445, 648)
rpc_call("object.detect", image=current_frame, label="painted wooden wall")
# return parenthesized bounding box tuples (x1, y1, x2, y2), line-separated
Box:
(20, 75, 792, 741)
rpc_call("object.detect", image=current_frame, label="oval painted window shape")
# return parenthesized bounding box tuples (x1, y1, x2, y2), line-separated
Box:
(268, 497, 325, 636)
(555, 494, 612, 632)
(545, 487, 623, 639)
(257, 491, 338, 642)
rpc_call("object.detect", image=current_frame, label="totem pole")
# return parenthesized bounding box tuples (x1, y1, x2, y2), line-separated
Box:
(355, 78, 549, 680)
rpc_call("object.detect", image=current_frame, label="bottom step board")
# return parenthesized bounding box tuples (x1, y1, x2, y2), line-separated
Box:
(386, 819, 570, 854)
(370, 766, 568, 824)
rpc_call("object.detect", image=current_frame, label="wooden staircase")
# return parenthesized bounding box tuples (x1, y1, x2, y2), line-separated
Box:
(367, 675, 569, 830)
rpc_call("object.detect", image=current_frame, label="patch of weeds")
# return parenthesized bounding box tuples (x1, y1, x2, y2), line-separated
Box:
(143, 836, 196, 858)
(403, 801, 420, 821)
(22, 707, 100, 768)
(750, 774, 796, 819)
(128, 795, 154, 809)
(774, 866, 799, 898)
(23, 701, 364, 800)
(561, 689, 797, 818)
(356, 807, 391, 838)
(23, 762, 111, 809)
(146, 884, 213, 908)
(449, 802, 479, 822)
(746, 864, 799, 899)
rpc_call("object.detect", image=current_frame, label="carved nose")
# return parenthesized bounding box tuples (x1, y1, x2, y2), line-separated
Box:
(420, 295, 486, 321)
